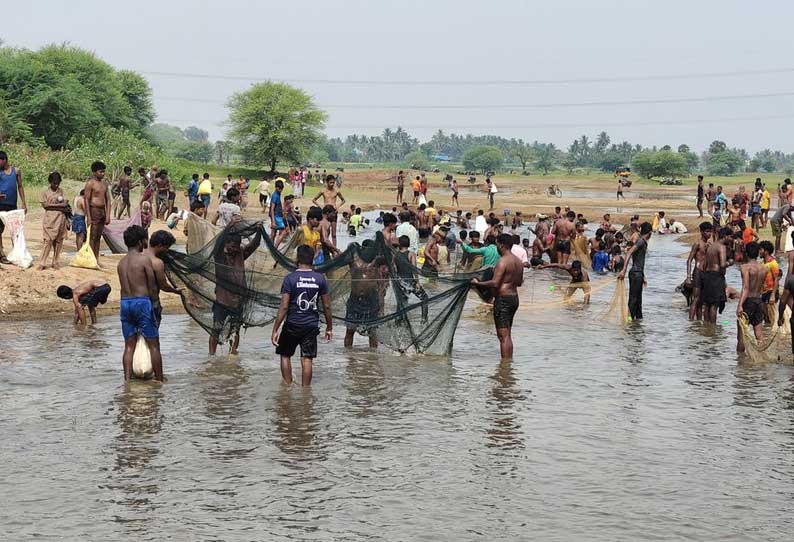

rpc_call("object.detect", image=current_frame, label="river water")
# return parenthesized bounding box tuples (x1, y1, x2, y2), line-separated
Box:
(3, 234, 794, 541)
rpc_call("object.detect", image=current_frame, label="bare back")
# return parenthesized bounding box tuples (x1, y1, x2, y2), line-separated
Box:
(704, 242, 726, 272)
(742, 261, 767, 298)
(118, 251, 155, 299)
(495, 253, 523, 296)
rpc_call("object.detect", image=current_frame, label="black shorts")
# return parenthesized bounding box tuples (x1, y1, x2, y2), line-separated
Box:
(742, 297, 764, 327)
(761, 290, 775, 304)
(691, 267, 704, 291)
(345, 290, 380, 330)
(493, 294, 519, 329)
(421, 261, 438, 277)
(418, 227, 431, 239)
(276, 324, 320, 358)
(555, 240, 571, 255)
(700, 270, 726, 309)
(0, 203, 16, 233)
(259, 193, 268, 204)
(77, 283, 112, 309)
(212, 301, 241, 330)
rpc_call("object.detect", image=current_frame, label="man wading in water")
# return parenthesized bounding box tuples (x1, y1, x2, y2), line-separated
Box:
(619, 221, 652, 321)
(471, 234, 523, 359)
(700, 227, 732, 324)
(83, 161, 111, 267)
(686, 222, 713, 320)
(312, 175, 346, 245)
(117, 225, 164, 382)
(736, 242, 767, 353)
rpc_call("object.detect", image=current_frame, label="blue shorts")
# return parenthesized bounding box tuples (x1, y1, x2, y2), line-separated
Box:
(274, 216, 285, 230)
(120, 297, 159, 341)
(72, 215, 86, 235)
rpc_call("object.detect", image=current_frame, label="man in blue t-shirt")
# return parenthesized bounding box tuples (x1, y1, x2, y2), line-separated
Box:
(592, 241, 610, 273)
(269, 178, 288, 248)
(271, 244, 333, 385)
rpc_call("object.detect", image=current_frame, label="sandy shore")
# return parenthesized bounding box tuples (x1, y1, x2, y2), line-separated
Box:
(0, 170, 742, 319)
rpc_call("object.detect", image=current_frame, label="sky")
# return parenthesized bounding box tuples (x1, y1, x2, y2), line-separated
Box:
(4, 0, 794, 153)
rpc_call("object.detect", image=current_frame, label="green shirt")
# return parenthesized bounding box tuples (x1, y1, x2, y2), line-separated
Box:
(461, 243, 499, 267)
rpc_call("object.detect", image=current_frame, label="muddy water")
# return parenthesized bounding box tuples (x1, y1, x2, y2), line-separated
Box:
(3, 235, 794, 541)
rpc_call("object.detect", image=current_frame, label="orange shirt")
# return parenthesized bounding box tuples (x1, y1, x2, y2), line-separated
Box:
(411, 179, 420, 192)
(742, 227, 755, 245)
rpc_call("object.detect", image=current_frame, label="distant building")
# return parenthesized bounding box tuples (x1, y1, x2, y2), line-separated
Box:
(433, 154, 451, 162)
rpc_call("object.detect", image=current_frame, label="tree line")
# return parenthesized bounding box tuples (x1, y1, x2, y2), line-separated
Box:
(3, 42, 794, 181)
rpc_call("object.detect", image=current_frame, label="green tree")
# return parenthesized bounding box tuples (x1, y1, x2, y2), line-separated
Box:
(116, 70, 155, 131)
(708, 140, 727, 154)
(463, 145, 503, 174)
(511, 140, 535, 172)
(183, 125, 209, 142)
(707, 150, 743, 176)
(404, 149, 430, 171)
(632, 150, 688, 178)
(535, 143, 558, 174)
(226, 82, 326, 172)
(214, 140, 231, 164)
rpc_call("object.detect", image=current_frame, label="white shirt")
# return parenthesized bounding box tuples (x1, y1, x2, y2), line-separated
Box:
(475, 215, 488, 235)
(217, 202, 241, 228)
(396, 222, 419, 253)
(511, 244, 528, 265)
(490, 182, 498, 194)
(258, 180, 270, 195)
(669, 221, 688, 234)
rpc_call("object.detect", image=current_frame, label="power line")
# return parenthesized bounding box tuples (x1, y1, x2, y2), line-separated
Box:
(140, 66, 794, 86)
(157, 113, 794, 129)
(154, 90, 794, 110)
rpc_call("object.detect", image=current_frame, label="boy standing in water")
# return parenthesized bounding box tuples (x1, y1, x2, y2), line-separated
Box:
(83, 161, 111, 266)
(270, 179, 288, 248)
(470, 234, 524, 359)
(312, 175, 346, 245)
(736, 242, 767, 353)
(271, 244, 333, 386)
(117, 225, 164, 382)
(619, 222, 652, 321)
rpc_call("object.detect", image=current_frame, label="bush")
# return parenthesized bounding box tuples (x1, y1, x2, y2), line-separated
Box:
(632, 150, 687, 179)
(404, 150, 430, 171)
(3, 127, 195, 185)
(463, 145, 503, 174)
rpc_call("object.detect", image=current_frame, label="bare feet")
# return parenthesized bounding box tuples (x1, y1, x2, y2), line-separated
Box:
(36, 264, 47, 271)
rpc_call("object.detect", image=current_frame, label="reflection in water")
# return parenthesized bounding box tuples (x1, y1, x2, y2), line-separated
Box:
(344, 353, 389, 420)
(272, 385, 326, 462)
(197, 357, 257, 461)
(487, 359, 527, 450)
(109, 383, 164, 533)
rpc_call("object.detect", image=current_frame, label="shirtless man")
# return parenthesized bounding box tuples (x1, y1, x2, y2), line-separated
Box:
(311, 175, 346, 245)
(422, 229, 443, 276)
(736, 242, 767, 353)
(777, 235, 794, 353)
(551, 210, 576, 265)
(700, 226, 732, 324)
(541, 260, 591, 303)
(117, 225, 164, 381)
(83, 161, 111, 266)
(56, 280, 112, 326)
(396, 170, 405, 204)
(381, 212, 399, 248)
(344, 240, 382, 348)
(471, 233, 523, 359)
(154, 170, 171, 219)
(319, 204, 340, 260)
(686, 222, 713, 320)
(211, 229, 262, 355)
(115, 166, 135, 219)
(416, 204, 431, 239)
(146, 230, 184, 328)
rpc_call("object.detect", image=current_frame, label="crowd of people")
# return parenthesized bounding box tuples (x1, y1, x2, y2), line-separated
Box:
(2, 147, 793, 386)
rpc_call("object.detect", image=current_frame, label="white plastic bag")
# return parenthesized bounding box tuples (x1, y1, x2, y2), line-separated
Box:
(0, 209, 33, 268)
(786, 226, 794, 253)
(132, 334, 153, 379)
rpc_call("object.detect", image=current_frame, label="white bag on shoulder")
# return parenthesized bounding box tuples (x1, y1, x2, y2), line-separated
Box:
(0, 209, 33, 268)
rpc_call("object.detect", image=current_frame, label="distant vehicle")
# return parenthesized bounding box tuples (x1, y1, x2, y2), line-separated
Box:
(658, 177, 682, 186)
(615, 166, 633, 187)
(433, 154, 451, 162)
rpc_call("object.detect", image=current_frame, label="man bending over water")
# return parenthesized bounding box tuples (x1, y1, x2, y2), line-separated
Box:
(117, 225, 164, 381)
(541, 260, 591, 303)
(57, 280, 112, 325)
(471, 234, 523, 359)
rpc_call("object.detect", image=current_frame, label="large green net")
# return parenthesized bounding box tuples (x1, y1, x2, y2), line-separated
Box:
(163, 215, 485, 355)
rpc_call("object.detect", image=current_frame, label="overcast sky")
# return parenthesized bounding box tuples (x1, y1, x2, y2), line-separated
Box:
(4, 0, 794, 152)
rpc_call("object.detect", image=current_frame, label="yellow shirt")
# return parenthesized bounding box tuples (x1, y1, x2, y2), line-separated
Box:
(302, 224, 321, 252)
(761, 190, 770, 209)
(197, 179, 212, 195)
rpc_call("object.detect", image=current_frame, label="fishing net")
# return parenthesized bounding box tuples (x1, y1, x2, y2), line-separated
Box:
(163, 215, 484, 355)
(102, 208, 143, 254)
(601, 278, 629, 325)
(737, 309, 794, 365)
